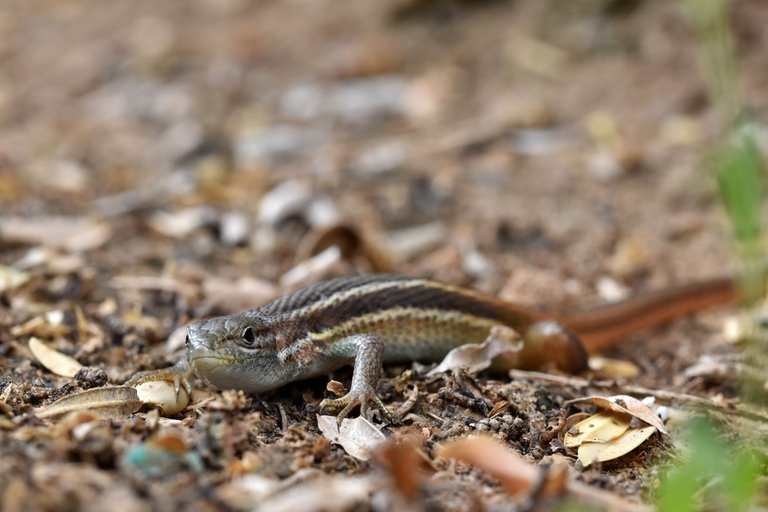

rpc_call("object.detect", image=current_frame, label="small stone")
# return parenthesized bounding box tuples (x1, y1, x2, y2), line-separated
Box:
(74, 367, 109, 388)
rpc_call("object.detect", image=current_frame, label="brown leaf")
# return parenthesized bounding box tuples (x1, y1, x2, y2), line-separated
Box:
(438, 435, 540, 497)
(374, 437, 433, 499)
(297, 223, 395, 273)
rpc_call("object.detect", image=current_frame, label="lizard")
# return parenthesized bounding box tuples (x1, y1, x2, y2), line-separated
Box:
(126, 274, 736, 420)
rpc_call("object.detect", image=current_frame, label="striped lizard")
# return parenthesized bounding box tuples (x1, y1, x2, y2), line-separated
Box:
(127, 274, 735, 419)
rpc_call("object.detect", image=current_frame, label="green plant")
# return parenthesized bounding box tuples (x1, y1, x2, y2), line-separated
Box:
(657, 417, 762, 512)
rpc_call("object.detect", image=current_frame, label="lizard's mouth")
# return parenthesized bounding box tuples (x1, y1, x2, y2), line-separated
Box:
(188, 345, 235, 374)
(189, 351, 237, 389)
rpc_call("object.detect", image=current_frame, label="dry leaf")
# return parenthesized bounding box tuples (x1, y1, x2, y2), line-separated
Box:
(438, 435, 546, 497)
(257, 180, 341, 228)
(566, 394, 668, 435)
(438, 435, 650, 510)
(202, 276, 277, 313)
(28, 337, 83, 378)
(220, 473, 374, 512)
(375, 438, 431, 499)
(279, 246, 343, 290)
(0, 265, 30, 293)
(148, 207, 215, 238)
(12, 313, 70, 338)
(577, 425, 657, 467)
(563, 411, 631, 448)
(35, 386, 142, 420)
(109, 275, 198, 297)
(0, 216, 111, 252)
(297, 223, 395, 273)
(316, 415, 386, 461)
(588, 356, 641, 379)
(428, 326, 521, 376)
(135, 381, 190, 416)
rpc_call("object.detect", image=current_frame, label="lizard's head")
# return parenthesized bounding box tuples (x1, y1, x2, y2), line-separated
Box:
(185, 314, 292, 392)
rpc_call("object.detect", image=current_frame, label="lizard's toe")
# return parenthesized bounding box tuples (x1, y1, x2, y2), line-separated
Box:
(320, 384, 392, 422)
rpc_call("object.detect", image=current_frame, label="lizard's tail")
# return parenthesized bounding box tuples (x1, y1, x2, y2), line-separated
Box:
(558, 277, 738, 351)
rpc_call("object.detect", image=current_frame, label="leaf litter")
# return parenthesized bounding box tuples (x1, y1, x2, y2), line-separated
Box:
(0, 0, 757, 510)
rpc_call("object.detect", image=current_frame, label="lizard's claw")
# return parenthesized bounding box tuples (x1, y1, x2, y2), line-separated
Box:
(124, 360, 193, 399)
(319, 383, 393, 423)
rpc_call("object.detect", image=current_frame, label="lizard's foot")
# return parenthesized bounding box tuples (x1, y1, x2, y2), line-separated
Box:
(124, 360, 193, 398)
(319, 383, 393, 422)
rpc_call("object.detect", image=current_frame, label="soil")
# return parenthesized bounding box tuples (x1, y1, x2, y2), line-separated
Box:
(1, 0, 765, 510)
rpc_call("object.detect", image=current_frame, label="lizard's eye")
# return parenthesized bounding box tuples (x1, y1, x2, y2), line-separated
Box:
(241, 326, 256, 346)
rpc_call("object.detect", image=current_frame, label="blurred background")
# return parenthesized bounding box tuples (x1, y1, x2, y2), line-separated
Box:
(2, 2, 768, 508)
(1, 0, 767, 299)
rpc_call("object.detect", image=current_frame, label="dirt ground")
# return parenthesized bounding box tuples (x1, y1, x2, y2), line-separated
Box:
(1, 0, 767, 510)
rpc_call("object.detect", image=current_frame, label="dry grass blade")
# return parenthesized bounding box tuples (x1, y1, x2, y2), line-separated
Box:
(35, 386, 142, 420)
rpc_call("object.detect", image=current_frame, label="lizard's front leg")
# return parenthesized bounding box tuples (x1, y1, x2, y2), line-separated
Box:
(318, 333, 392, 421)
(125, 358, 194, 397)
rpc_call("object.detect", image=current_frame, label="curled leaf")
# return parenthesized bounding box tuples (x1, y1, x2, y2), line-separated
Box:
(563, 411, 631, 448)
(438, 435, 562, 498)
(298, 223, 394, 273)
(566, 394, 667, 435)
(428, 326, 521, 376)
(577, 425, 657, 467)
